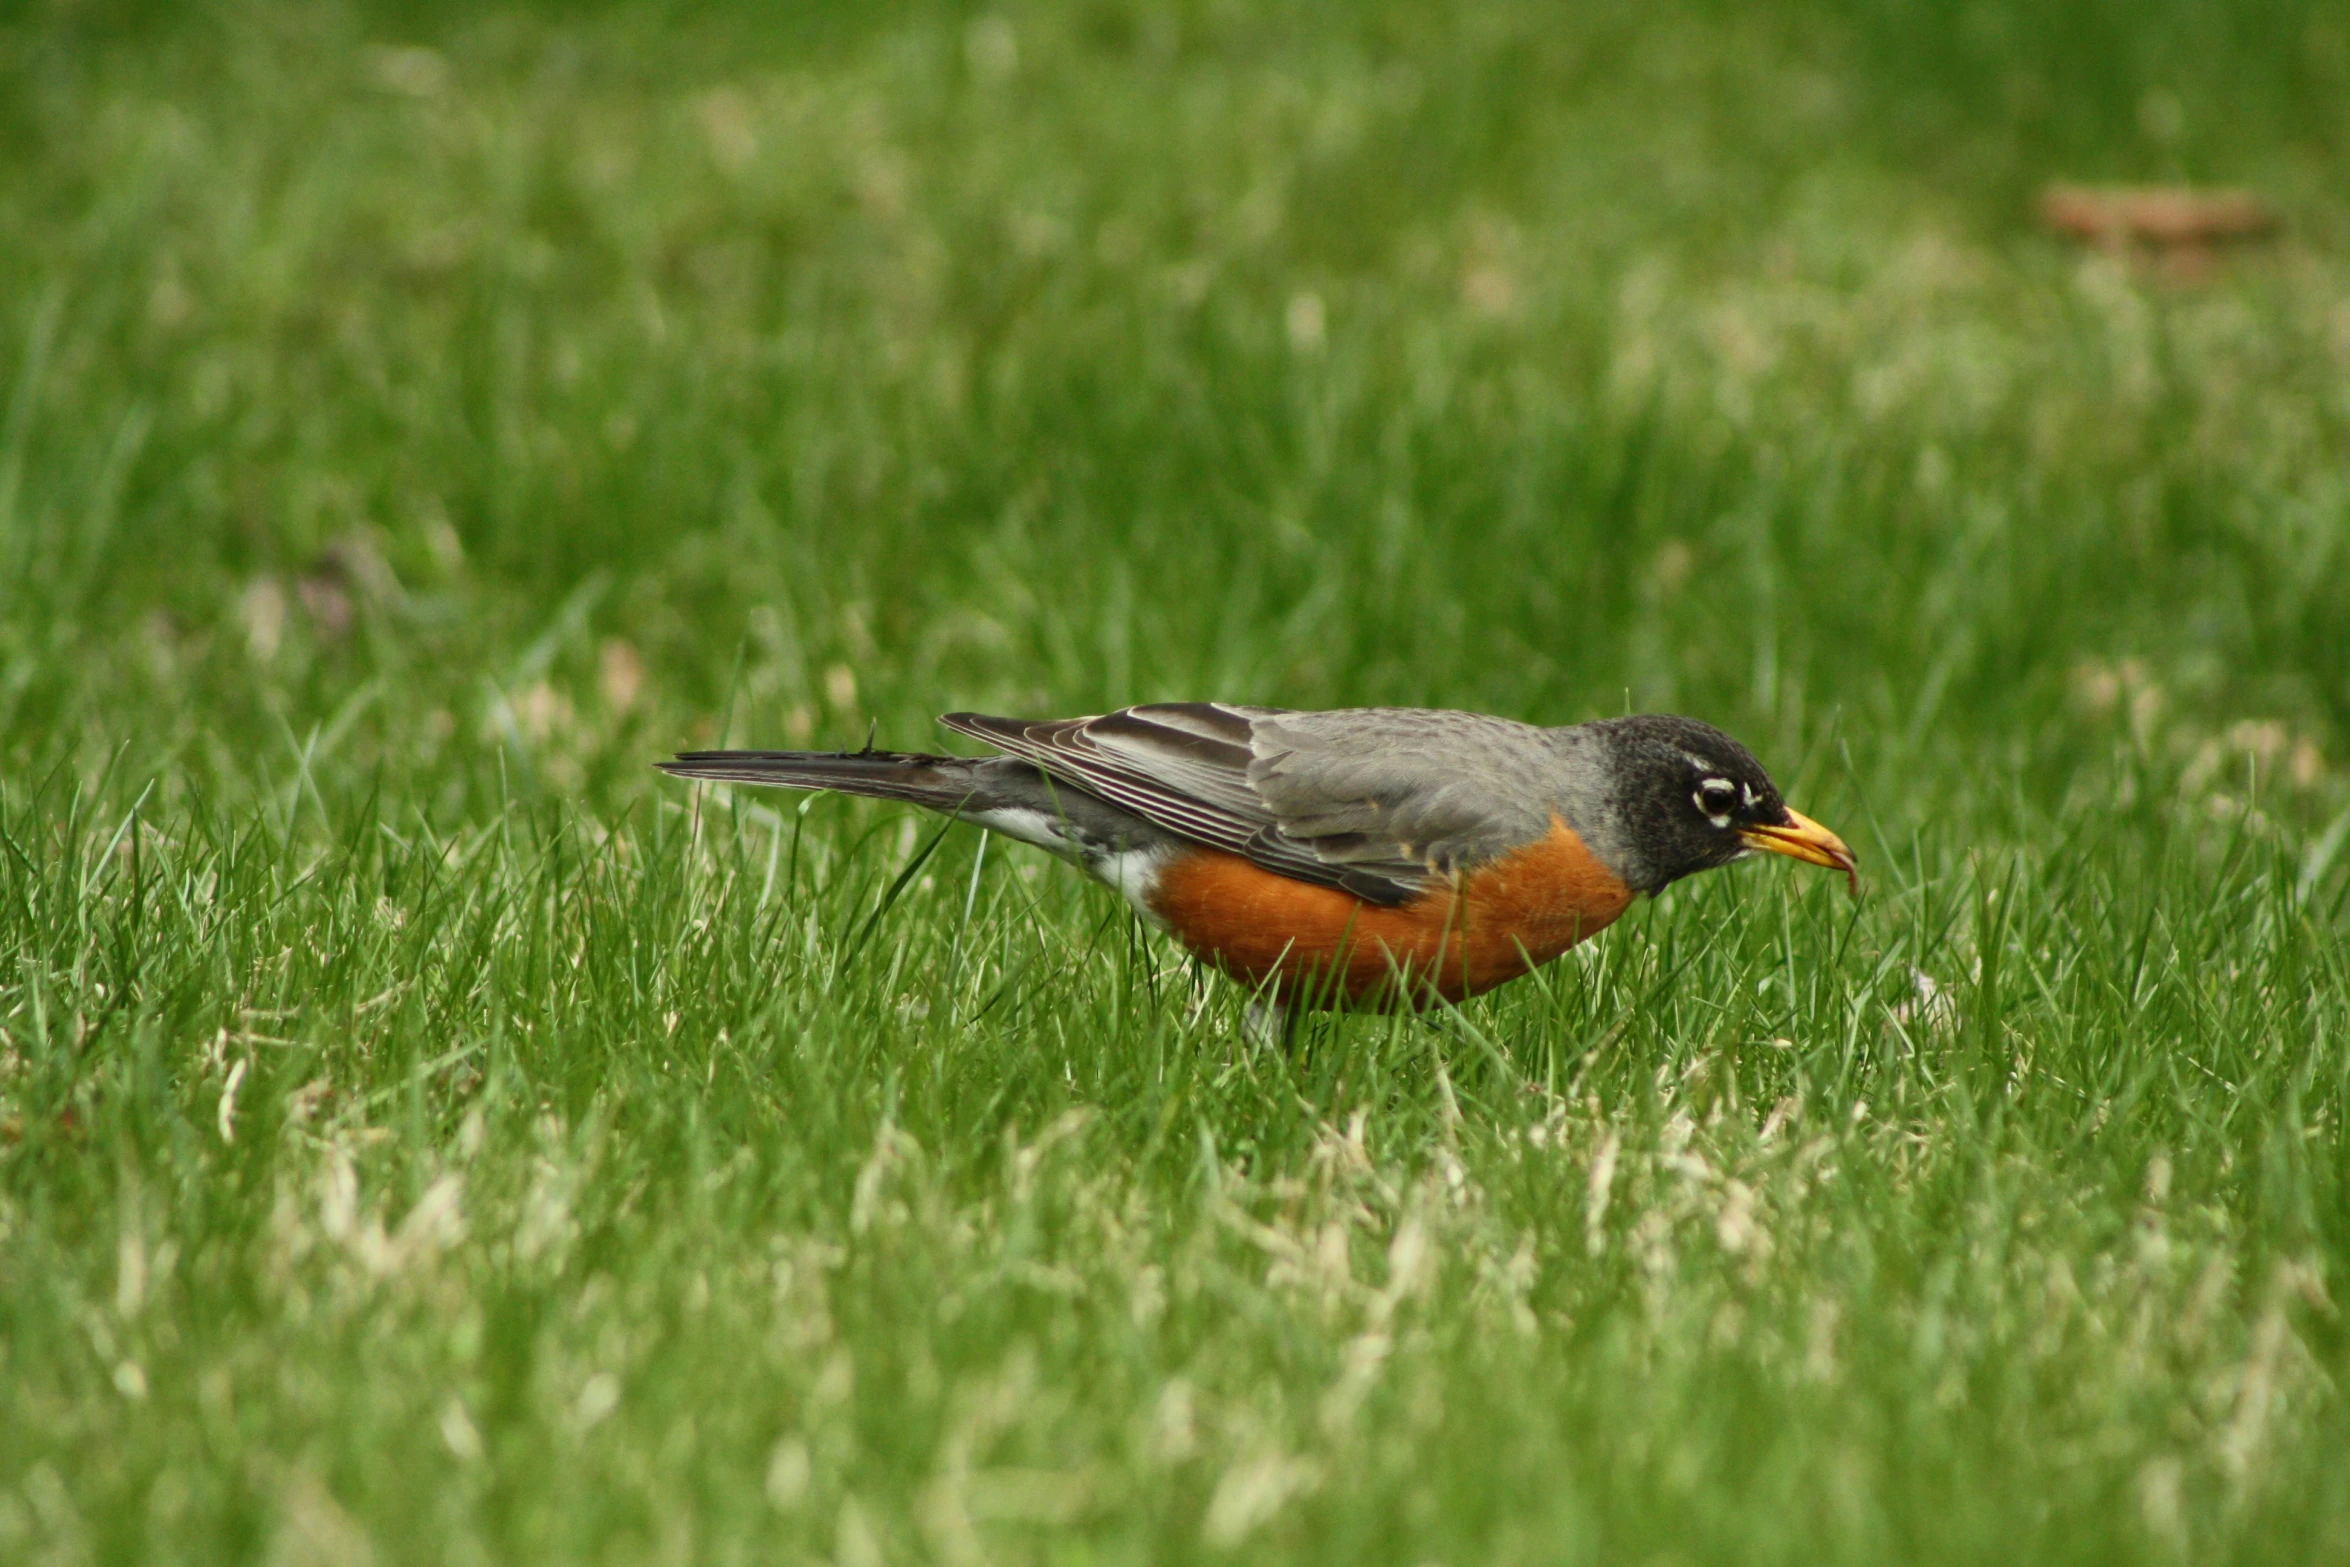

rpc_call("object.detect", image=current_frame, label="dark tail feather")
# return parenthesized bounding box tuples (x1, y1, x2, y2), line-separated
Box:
(658, 749, 990, 812)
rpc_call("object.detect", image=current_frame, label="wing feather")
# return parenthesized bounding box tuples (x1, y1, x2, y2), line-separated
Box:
(940, 703, 1559, 905)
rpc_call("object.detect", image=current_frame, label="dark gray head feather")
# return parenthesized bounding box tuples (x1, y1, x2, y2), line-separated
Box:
(1548, 714, 1792, 893)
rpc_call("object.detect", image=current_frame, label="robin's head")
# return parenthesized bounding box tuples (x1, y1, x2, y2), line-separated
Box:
(1570, 715, 1858, 896)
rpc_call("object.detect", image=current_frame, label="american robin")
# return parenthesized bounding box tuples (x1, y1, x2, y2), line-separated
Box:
(660, 704, 1857, 1009)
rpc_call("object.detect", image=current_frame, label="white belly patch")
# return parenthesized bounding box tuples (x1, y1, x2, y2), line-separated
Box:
(957, 807, 1172, 926)
(958, 806, 1081, 854)
(1094, 847, 1174, 927)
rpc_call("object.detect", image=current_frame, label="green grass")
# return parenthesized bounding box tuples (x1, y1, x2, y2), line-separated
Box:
(5, 1, 2350, 1561)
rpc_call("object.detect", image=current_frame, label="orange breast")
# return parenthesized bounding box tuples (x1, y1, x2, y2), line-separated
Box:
(1145, 816, 1635, 1008)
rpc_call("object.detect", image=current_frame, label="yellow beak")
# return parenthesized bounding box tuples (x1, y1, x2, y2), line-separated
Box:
(1739, 808, 1860, 897)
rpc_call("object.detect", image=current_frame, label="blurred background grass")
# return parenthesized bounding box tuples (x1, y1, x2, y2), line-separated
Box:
(3, 1, 2349, 1563)
(6, 0, 2349, 805)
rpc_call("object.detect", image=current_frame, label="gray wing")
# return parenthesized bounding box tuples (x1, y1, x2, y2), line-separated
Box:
(939, 703, 1560, 906)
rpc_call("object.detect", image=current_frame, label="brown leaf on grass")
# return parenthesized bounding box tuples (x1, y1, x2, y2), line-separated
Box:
(2039, 185, 2278, 248)
(2039, 185, 2278, 280)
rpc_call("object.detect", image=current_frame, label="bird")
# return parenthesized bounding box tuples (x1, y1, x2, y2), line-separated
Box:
(659, 704, 1857, 1012)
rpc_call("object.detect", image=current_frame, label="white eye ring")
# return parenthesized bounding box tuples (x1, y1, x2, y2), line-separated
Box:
(1694, 777, 1736, 828)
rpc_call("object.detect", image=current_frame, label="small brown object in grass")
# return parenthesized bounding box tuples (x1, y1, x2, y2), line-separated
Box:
(2040, 185, 2279, 284)
(2038, 185, 2277, 278)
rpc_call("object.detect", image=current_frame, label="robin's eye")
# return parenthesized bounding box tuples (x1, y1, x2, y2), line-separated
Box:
(1694, 777, 1738, 827)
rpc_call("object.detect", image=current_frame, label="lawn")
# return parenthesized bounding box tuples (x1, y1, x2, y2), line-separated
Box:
(3, 1, 2349, 1561)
